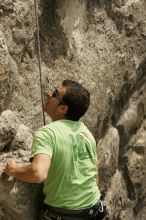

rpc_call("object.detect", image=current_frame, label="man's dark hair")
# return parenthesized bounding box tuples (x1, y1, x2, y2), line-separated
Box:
(61, 80, 90, 121)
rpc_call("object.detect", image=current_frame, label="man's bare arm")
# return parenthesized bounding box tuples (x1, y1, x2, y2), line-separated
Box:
(4, 154, 51, 183)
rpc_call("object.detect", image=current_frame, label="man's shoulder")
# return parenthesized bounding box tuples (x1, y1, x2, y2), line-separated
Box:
(38, 120, 88, 134)
(81, 125, 96, 143)
(35, 123, 56, 137)
(37, 120, 66, 133)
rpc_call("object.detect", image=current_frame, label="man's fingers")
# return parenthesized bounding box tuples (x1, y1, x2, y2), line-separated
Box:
(0, 172, 9, 181)
(4, 160, 16, 176)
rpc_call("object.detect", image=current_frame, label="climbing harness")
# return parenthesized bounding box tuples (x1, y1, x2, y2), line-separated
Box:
(34, 0, 46, 125)
(43, 199, 106, 220)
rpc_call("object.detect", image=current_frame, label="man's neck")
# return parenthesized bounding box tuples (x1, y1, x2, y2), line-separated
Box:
(51, 115, 67, 122)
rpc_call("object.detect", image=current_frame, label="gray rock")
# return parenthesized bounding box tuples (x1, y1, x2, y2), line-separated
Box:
(116, 101, 144, 146)
(126, 120, 146, 200)
(119, 208, 134, 220)
(0, 110, 20, 150)
(0, 109, 40, 220)
(97, 126, 120, 190)
(105, 170, 132, 220)
(136, 207, 146, 220)
(11, 124, 33, 151)
(0, 172, 40, 220)
(127, 151, 145, 184)
(0, 31, 17, 112)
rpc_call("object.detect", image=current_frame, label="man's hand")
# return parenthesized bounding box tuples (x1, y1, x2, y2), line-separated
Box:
(3, 154, 51, 183)
(4, 160, 18, 177)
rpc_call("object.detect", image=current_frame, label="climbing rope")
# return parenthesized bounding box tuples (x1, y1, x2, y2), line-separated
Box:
(34, 0, 46, 125)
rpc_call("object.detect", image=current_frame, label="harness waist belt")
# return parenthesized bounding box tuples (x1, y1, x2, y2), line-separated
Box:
(44, 200, 100, 218)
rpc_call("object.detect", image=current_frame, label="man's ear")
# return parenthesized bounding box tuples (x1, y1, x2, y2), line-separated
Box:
(60, 105, 68, 114)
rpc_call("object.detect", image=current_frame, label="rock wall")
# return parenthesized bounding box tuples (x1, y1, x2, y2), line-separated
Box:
(0, 0, 146, 219)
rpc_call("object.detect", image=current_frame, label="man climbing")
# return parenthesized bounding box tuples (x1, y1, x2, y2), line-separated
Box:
(4, 80, 105, 220)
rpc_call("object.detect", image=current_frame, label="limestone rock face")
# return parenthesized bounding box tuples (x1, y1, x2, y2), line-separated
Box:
(0, 110, 40, 220)
(105, 170, 130, 220)
(0, 0, 146, 219)
(97, 127, 120, 191)
(0, 31, 17, 113)
(11, 124, 33, 151)
(0, 110, 20, 150)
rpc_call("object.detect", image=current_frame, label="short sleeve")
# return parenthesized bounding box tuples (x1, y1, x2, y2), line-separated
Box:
(30, 126, 54, 160)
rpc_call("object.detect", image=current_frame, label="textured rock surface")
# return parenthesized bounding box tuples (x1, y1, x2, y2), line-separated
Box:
(0, 110, 40, 220)
(0, 0, 146, 219)
(0, 31, 17, 113)
(0, 110, 20, 150)
(11, 124, 33, 151)
(97, 126, 120, 191)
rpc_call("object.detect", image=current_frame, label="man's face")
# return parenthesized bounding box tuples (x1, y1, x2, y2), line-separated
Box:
(43, 85, 68, 121)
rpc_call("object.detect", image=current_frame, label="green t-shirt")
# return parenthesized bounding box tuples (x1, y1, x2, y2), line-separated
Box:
(31, 119, 100, 209)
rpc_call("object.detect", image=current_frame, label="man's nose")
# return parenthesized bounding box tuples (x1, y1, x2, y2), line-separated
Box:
(48, 91, 52, 97)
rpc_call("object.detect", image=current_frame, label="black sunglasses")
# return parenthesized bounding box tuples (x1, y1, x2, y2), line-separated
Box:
(45, 87, 65, 104)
